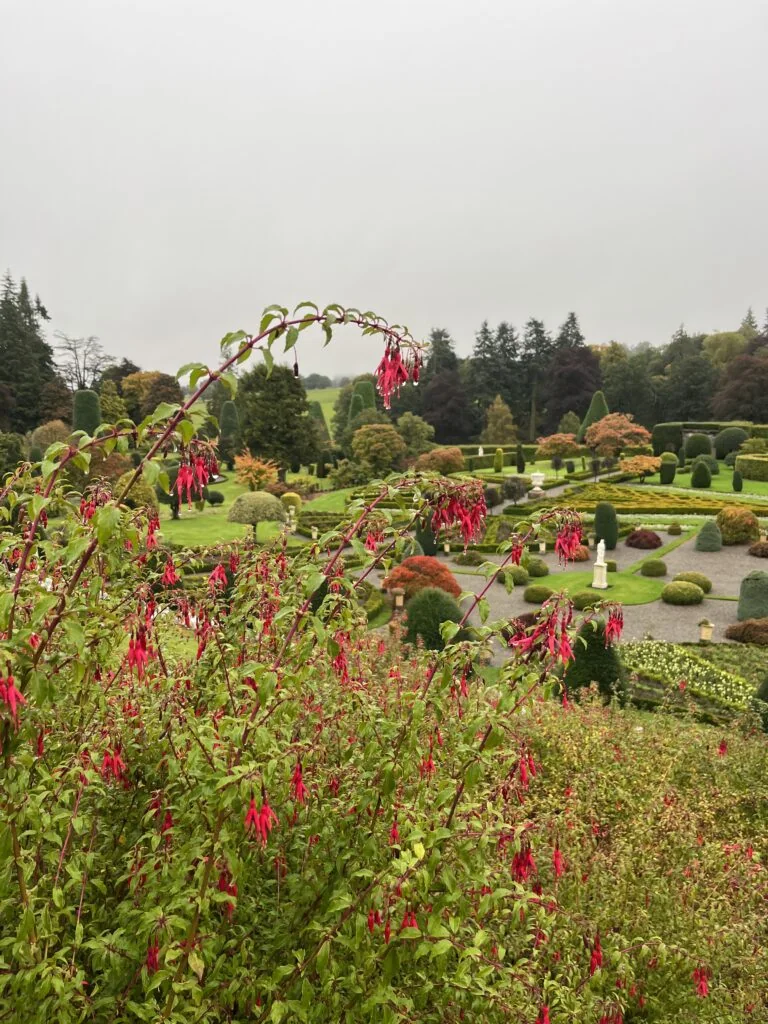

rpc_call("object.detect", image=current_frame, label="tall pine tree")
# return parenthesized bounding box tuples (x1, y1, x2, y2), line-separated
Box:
(520, 318, 554, 441)
(0, 273, 58, 433)
(555, 312, 585, 349)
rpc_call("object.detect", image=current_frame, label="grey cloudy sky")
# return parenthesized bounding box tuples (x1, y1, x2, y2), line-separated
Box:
(2, 0, 767, 378)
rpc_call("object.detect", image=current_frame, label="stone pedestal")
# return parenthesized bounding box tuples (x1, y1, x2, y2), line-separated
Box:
(592, 562, 609, 590)
(528, 486, 545, 501)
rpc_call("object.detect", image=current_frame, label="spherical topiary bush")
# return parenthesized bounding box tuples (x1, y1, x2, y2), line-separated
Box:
(733, 470, 743, 493)
(661, 581, 704, 605)
(668, 522, 682, 535)
(606, 559, 618, 573)
(724, 452, 737, 467)
(640, 559, 667, 577)
(562, 620, 626, 702)
(572, 590, 599, 610)
(626, 528, 662, 549)
(280, 491, 302, 514)
(690, 461, 711, 489)
(684, 432, 712, 460)
(696, 520, 722, 552)
(748, 540, 768, 558)
(525, 556, 549, 578)
(383, 556, 461, 601)
(453, 550, 485, 566)
(404, 587, 463, 651)
(523, 584, 554, 605)
(673, 571, 712, 594)
(594, 501, 618, 550)
(737, 570, 768, 621)
(206, 489, 225, 506)
(714, 426, 749, 461)
(115, 471, 159, 512)
(716, 506, 760, 545)
(497, 564, 529, 587)
(228, 490, 286, 531)
(725, 618, 768, 645)
(693, 453, 719, 476)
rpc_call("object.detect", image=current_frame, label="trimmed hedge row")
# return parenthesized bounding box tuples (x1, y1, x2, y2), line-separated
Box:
(520, 482, 768, 518)
(735, 454, 768, 482)
(652, 420, 765, 455)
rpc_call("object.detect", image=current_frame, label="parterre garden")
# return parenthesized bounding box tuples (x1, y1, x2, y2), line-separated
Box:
(3, 317, 768, 1022)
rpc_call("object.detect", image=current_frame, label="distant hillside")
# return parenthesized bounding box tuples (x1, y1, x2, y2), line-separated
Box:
(307, 386, 339, 429)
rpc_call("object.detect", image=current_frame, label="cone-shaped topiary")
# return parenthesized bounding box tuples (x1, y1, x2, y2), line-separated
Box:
(594, 501, 618, 550)
(72, 389, 102, 435)
(516, 443, 526, 474)
(732, 470, 743, 492)
(737, 570, 768, 621)
(347, 392, 364, 424)
(404, 587, 463, 650)
(696, 520, 722, 551)
(493, 448, 504, 473)
(577, 390, 609, 443)
(415, 520, 438, 556)
(353, 380, 376, 410)
(691, 461, 711, 489)
(563, 620, 626, 702)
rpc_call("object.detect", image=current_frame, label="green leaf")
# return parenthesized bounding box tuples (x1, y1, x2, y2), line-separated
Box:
(478, 597, 490, 624)
(430, 939, 452, 958)
(283, 326, 299, 352)
(94, 505, 122, 546)
(219, 371, 238, 397)
(262, 349, 274, 376)
(188, 950, 204, 981)
(142, 461, 160, 486)
(176, 361, 206, 381)
(270, 1002, 287, 1023)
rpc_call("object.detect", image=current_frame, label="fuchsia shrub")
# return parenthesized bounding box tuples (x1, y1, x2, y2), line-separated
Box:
(0, 304, 763, 1023)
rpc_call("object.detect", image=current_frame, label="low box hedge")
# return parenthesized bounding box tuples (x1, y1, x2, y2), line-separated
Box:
(735, 454, 768, 482)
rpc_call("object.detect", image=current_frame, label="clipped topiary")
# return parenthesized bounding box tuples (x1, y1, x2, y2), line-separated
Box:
(737, 570, 768, 621)
(577, 390, 609, 443)
(383, 556, 461, 601)
(677, 446, 686, 467)
(572, 591, 599, 610)
(684, 433, 712, 459)
(690, 461, 711, 489)
(594, 501, 618, 550)
(716, 506, 760, 545)
(525, 556, 549, 578)
(640, 559, 667, 577)
(115, 471, 160, 512)
(523, 584, 554, 604)
(206, 489, 225, 506)
(659, 460, 676, 485)
(661, 581, 704, 605)
(695, 520, 722, 552)
(414, 520, 438, 556)
(748, 540, 768, 558)
(714, 426, 749, 460)
(497, 564, 529, 587)
(72, 389, 102, 435)
(562, 620, 626, 702)
(626, 528, 662, 549)
(732, 470, 743, 493)
(516, 443, 526, 474)
(673, 571, 712, 593)
(493, 448, 504, 473)
(228, 490, 286, 530)
(280, 492, 302, 514)
(725, 618, 768, 645)
(483, 485, 501, 509)
(404, 587, 463, 650)
(606, 559, 618, 573)
(692, 453, 719, 475)
(353, 379, 376, 410)
(724, 452, 737, 467)
(453, 550, 485, 566)
(668, 523, 682, 535)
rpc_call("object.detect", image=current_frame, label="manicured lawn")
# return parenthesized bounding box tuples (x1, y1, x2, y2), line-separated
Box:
(538, 568, 665, 605)
(306, 386, 340, 428)
(645, 465, 768, 497)
(304, 487, 355, 513)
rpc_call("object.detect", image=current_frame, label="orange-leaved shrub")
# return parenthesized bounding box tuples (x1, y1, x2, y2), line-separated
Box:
(383, 554, 461, 599)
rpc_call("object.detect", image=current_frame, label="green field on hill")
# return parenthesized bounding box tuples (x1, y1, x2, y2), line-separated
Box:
(306, 386, 340, 428)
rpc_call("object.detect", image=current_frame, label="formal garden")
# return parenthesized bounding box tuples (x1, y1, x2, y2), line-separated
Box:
(2, 298, 768, 1022)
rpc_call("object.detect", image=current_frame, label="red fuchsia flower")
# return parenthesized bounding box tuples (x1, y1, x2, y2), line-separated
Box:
(375, 342, 410, 409)
(604, 605, 624, 645)
(590, 932, 603, 976)
(692, 965, 710, 997)
(536, 1008, 551, 1024)
(146, 513, 160, 550)
(101, 747, 127, 783)
(0, 675, 26, 729)
(146, 939, 160, 974)
(511, 839, 537, 882)
(399, 908, 418, 933)
(162, 558, 180, 587)
(218, 867, 238, 921)
(678, 678, 687, 692)
(290, 761, 309, 805)
(553, 843, 565, 879)
(127, 626, 149, 679)
(36, 729, 45, 757)
(367, 909, 383, 934)
(80, 496, 97, 521)
(252, 797, 279, 848)
(364, 529, 383, 552)
(175, 463, 196, 507)
(389, 818, 400, 846)
(29, 632, 41, 650)
(244, 797, 259, 834)
(429, 482, 487, 549)
(519, 754, 529, 790)
(555, 521, 582, 565)
(193, 455, 210, 490)
(161, 810, 174, 846)
(384, 917, 392, 944)
(208, 564, 228, 591)
(718, 739, 727, 757)
(328, 776, 340, 797)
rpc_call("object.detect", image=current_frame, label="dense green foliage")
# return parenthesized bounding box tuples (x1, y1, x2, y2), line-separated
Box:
(594, 501, 618, 549)
(227, 489, 286, 527)
(661, 580, 705, 605)
(237, 365, 317, 474)
(696, 520, 723, 551)
(523, 583, 554, 603)
(673, 571, 712, 593)
(219, 400, 241, 469)
(715, 506, 760, 545)
(563, 620, 625, 699)
(640, 559, 667, 577)
(714, 426, 749, 459)
(403, 586, 463, 649)
(735, 453, 768, 482)
(72, 389, 102, 435)
(691, 460, 712, 489)
(576, 388, 609, 442)
(684, 432, 712, 459)
(737, 570, 768, 621)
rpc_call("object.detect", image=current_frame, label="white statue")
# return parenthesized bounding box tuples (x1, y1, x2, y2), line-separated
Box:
(592, 539, 608, 590)
(596, 539, 606, 565)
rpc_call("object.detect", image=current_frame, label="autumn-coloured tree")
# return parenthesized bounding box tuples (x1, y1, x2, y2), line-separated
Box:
(619, 455, 661, 482)
(234, 451, 279, 491)
(536, 433, 580, 460)
(585, 413, 651, 456)
(480, 395, 517, 444)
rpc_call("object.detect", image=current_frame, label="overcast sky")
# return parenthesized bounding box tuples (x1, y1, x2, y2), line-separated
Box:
(2, 0, 767, 378)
